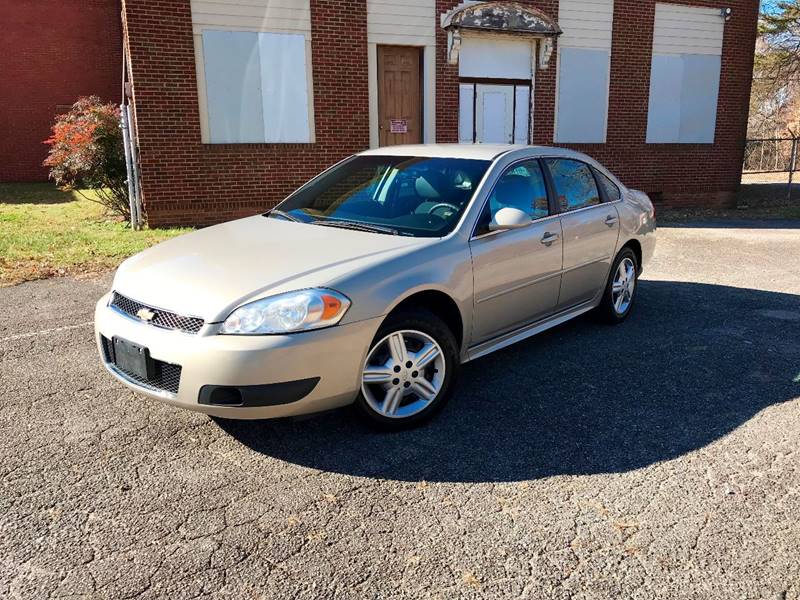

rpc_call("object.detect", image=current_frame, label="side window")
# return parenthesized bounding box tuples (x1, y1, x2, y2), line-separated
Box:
(594, 168, 621, 201)
(545, 159, 601, 212)
(475, 160, 550, 235)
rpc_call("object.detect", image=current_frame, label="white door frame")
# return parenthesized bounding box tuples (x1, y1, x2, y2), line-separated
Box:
(459, 79, 533, 144)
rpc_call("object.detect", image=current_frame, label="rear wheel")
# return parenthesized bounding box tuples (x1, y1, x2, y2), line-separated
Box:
(596, 248, 638, 323)
(355, 309, 458, 430)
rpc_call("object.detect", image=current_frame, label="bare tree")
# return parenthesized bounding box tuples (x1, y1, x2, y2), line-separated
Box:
(749, 1, 800, 138)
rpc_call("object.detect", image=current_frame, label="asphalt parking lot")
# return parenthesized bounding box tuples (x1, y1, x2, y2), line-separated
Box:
(1, 220, 799, 599)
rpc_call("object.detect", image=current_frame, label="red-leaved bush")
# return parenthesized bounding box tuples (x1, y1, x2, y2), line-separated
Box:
(44, 96, 130, 219)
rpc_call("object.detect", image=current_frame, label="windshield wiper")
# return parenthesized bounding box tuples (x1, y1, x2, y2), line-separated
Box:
(313, 219, 401, 236)
(266, 208, 301, 222)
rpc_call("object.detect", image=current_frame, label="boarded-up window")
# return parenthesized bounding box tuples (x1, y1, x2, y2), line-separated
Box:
(514, 86, 530, 143)
(202, 30, 311, 144)
(458, 84, 475, 143)
(459, 36, 533, 80)
(646, 4, 724, 144)
(555, 0, 614, 144)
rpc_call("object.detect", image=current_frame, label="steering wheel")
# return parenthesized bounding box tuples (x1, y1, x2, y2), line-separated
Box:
(427, 202, 459, 218)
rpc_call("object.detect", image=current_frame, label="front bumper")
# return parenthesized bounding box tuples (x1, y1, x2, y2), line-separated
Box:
(94, 293, 382, 419)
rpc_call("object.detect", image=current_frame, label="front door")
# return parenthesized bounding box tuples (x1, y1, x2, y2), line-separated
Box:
(469, 159, 562, 344)
(476, 84, 514, 143)
(377, 45, 422, 146)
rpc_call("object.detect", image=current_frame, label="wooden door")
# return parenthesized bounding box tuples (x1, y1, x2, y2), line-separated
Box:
(377, 46, 422, 146)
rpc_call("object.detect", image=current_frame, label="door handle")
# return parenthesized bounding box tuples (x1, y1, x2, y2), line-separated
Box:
(604, 215, 618, 226)
(540, 232, 560, 246)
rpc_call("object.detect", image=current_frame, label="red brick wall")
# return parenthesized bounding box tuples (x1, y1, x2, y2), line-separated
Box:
(122, 0, 369, 227)
(0, 1, 122, 182)
(567, 0, 758, 208)
(124, 0, 756, 224)
(435, 0, 461, 144)
(435, 0, 758, 208)
(530, 1, 559, 146)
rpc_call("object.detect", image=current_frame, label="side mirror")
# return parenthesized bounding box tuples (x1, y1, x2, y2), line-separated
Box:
(489, 207, 532, 232)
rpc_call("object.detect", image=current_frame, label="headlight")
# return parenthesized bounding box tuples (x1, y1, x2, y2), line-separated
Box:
(219, 288, 351, 335)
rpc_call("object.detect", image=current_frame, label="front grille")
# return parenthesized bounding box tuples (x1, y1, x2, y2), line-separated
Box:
(110, 292, 205, 334)
(101, 336, 182, 395)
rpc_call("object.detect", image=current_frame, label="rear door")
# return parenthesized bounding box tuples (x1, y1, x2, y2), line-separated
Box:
(543, 158, 620, 310)
(469, 159, 563, 343)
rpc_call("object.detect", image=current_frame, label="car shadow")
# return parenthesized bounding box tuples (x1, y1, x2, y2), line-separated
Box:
(215, 280, 800, 483)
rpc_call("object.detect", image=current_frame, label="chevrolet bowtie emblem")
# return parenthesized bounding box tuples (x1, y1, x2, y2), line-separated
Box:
(136, 307, 156, 321)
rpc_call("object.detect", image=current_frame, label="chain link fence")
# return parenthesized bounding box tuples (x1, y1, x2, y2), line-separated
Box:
(742, 137, 798, 202)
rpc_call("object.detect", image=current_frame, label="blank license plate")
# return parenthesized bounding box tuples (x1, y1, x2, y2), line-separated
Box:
(112, 337, 153, 379)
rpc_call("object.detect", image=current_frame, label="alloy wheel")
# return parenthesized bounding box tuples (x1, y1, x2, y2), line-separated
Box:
(611, 257, 636, 315)
(361, 330, 446, 419)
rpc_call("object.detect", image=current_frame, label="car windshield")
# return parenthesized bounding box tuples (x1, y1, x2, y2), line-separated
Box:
(270, 155, 491, 237)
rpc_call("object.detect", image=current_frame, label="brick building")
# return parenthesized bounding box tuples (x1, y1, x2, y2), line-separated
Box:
(0, 1, 123, 182)
(120, 0, 758, 227)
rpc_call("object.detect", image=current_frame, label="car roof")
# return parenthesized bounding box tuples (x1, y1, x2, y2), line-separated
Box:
(358, 144, 590, 162)
(357, 144, 625, 190)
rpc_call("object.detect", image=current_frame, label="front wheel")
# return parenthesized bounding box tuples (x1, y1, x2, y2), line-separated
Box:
(355, 309, 459, 430)
(596, 248, 639, 323)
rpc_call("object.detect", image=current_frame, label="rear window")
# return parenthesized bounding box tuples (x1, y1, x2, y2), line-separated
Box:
(545, 159, 602, 212)
(594, 169, 622, 201)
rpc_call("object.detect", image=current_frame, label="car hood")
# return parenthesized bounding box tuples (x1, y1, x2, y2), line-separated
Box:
(112, 215, 430, 322)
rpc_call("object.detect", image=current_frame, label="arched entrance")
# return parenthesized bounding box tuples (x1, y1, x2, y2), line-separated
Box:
(441, 1, 561, 144)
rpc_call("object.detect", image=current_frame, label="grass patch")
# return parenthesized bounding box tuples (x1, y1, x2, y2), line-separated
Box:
(0, 183, 192, 286)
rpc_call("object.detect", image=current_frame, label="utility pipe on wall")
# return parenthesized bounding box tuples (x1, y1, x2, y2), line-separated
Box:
(120, 104, 139, 229)
(120, 43, 143, 230)
(125, 103, 143, 228)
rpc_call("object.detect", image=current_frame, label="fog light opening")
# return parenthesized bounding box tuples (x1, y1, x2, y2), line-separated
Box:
(208, 387, 243, 406)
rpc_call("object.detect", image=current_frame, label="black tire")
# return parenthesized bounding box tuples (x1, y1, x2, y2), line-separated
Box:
(354, 308, 459, 431)
(596, 247, 639, 324)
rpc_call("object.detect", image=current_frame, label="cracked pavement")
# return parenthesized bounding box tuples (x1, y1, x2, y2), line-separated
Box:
(1, 220, 799, 599)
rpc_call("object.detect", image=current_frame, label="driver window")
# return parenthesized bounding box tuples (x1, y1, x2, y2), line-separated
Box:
(475, 160, 549, 235)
